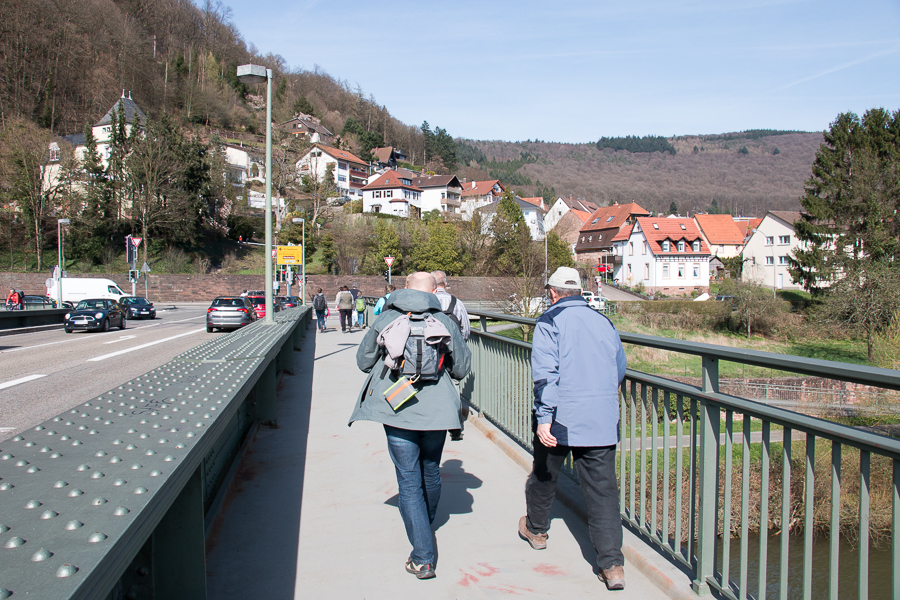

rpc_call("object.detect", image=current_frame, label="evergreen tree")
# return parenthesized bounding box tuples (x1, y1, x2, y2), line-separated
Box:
(375, 219, 401, 272)
(545, 230, 574, 271)
(412, 221, 464, 274)
(668, 202, 678, 215)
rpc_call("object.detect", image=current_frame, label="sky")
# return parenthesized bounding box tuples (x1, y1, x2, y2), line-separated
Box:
(223, 0, 900, 144)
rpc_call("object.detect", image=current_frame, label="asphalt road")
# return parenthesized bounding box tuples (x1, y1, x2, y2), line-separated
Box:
(0, 302, 217, 442)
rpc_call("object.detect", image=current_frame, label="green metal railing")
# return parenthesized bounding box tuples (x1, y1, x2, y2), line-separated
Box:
(464, 309, 900, 600)
(0, 307, 311, 600)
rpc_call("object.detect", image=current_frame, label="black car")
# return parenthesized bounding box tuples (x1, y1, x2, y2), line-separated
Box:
(120, 296, 156, 319)
(64, 299, 127, 333)
(22, 295, 57, 309)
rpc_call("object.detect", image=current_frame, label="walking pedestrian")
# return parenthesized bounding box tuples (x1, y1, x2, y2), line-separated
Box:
(335, 286, 354, 333)
(431, 271, 470, 441)
(349, 272, 471, 580)
(518, 266, 628, 591)
(373, 284, 395, 316)
(349, 283, 365, 329)
(312, 288, 328, 331)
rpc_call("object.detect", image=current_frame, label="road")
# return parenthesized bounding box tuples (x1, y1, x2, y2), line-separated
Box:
(599, 285, 645, 302)
(0, 303, 216, 442)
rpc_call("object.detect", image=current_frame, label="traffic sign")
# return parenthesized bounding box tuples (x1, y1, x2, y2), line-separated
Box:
(141, 262, 151, 273)
(131, 237, 142, 247)
(276, 245, 303, 265)
(384, 256, 395, 267)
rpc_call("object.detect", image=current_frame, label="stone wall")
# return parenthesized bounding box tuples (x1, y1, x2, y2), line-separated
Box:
(0, 272, 515, 303)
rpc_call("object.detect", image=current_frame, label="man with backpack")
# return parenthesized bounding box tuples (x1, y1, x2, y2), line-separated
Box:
(349, 272, 471, 580)
(431, 271, 469, 340)
(349, 283, 364, 329)
(312, 288, 328, 331)
(335, 285, 354, 333)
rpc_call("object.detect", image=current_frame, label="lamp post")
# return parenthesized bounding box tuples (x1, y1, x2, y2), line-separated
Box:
(238, 63, 274, 322)
(57, 219, 70, 307)
(293, 218, 305, 304)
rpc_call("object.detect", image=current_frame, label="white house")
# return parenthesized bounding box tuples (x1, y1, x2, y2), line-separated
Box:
(223, 144, 263, 187)
(476, 196, 546, 241)
(410, 174, 463, 214)
(544, 195, 600, 232)
(460, 180, 505, 220)
(361, 170, 423, 218)
(621, 217, 712, 296)
(296, 144, 368, 199)
(741, 211, 807, 290)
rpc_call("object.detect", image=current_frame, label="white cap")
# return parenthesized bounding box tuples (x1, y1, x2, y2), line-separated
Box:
(546, 267, 581, 290)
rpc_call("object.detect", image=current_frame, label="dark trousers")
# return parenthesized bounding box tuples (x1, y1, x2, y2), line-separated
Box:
(338, 308, 352, 331)
(525, 439, 624, 571)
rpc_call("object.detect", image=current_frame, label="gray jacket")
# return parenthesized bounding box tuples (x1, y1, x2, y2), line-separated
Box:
(349, 289, 471, 430)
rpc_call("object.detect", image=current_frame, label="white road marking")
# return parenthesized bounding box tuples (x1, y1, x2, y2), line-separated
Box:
(0, 374, 47, 390)
(0, 427, 15, 432)
(87, 328, 205, 362)
(103, 335, 137, 345)
(0, 335, 99, 354)
(166, 316, 206, 323)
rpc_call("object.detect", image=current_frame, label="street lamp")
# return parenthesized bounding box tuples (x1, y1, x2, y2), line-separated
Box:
(238, 63, 274, 322)
(293, 217, 305, 305)
(57, 219, 70, 307)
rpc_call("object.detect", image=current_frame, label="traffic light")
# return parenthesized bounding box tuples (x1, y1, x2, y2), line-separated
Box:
(126, 236, 136, 264)
(238, 236, 243, 245)
(383, 269, 390, 282)
(128, 270, 138, 282)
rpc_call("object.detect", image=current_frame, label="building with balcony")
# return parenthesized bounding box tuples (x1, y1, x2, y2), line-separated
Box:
(277, 113, 334, 145)
(409, 174, 463, 215)
(620, 217, 711, 296)
(574, 202, 650, 267)
(460, 180, 506, 220)
(361, 169, 423, 218)
(296, 144, 368, 199)
(371, 146, 408, 169)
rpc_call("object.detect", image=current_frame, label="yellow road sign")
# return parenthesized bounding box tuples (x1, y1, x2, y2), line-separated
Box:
(276, 245, 303, 265)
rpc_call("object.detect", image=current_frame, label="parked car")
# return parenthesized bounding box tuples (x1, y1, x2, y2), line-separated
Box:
(120, 296, 156, 319)
(581, 291, 606, 310)
(276, 295, 300, 308)
(246, 295, 279, 319)
(207, 296, 257, 332)
(22, 295, 57, 309)
(64, 298, 126, 333)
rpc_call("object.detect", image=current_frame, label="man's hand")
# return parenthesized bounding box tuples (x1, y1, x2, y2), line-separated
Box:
(536, 423, 557, 448)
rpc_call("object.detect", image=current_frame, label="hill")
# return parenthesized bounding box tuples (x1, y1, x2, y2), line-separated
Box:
(458, 130, 822, 216)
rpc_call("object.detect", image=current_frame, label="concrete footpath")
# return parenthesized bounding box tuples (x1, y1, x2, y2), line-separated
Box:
(205, 314, 689, 599)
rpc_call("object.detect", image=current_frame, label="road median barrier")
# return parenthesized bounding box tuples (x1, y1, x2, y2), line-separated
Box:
(0, 306, 311, 600)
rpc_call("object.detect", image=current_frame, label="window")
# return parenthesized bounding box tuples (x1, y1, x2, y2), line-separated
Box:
(385, 190, 392, 198)
(338, 162, 347, 170)
(629, 242, 634, 255)
(338, 175, 346, 182)
(49, 144, 60, 162)
(644, 264, 649, 279)
(401, 178, 411, 185)
(581, 236, 585, 243)
(677, 264, 685, 278)
(692, 240, 700, 252)
(778, 255, 789, 265)
(765, 256, 774, 265)
(677, 241, 685, 252)
(588, 235, 592, 242)
(778, 235, 791, 244)
(680, 223, 686, 230)
(662, 240, 670, 252)
(374, 191, 381, 198)
(606, 216, 614, 223)
(693, 264, 700, 277)
(592, 218, 600, 224)
(627, 264, 633, 277)
(765, 236, 774, 246)
(642, 242, 647, 254)
(662, 264, 669, 278)
(652, 223, 659, 229)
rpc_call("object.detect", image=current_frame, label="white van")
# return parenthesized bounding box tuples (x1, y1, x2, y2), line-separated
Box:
(47, 278, 127, 305)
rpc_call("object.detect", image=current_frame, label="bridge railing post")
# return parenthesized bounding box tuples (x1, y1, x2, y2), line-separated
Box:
(152, 465, 207, 599)
(693, 397, 719, 596)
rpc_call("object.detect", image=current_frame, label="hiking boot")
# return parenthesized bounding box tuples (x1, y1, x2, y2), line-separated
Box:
(598, 565, 625, 591)
(405, 558, 436, 580)
(518, 516, 547, 550)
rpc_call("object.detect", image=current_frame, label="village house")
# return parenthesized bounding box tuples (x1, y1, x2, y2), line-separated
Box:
(460, 180, 505, 219)
(409, 174, 463, 215)
(574, 202, 651, 268)
(476, 196, 546, 241)
(693, 213, 746, 280)
(295, 144, 368, 200)
(550, 208, 592, 259)
(276, 113, 334, 145)
(741, 211, 809, 291)
(544, 195, 600, 232)
(361, 169, 423, 218)
(620, 217, 712, 296)
(371, 147, 408, 170)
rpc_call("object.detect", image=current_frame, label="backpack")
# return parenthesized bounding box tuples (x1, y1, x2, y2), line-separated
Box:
(313, 294, 326, 311)
(442, 295, 463, 333)
(356, 297, 365, 312)
(400, 313, 444, 382)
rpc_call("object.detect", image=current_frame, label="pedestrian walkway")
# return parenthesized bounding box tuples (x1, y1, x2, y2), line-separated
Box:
(205, 313, 680, 599)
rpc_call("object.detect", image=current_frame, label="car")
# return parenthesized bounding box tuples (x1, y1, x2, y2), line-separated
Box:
(206, 296, 257, 332)
(64, 298, 126, 333)
(22, 295, 57, 309)
(120, 296, 156, 319)
(581, 291, 606, 310)
(276, 295, 300, 308)
(245, 295, 279, 319)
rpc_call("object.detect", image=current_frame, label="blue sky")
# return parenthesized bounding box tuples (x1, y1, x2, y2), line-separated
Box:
(224, 0, 900, 143)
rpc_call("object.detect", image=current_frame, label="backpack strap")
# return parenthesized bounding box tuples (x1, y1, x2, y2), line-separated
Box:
(446, 295, 457, 315)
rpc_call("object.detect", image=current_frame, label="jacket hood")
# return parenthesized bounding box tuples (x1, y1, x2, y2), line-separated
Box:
(385, 288, 441, 313)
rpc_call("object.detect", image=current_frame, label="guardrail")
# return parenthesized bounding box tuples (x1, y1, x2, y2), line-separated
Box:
(463, 309, 900, 600)
(0, 308, 67, 330)
(0, 306, 312, 599)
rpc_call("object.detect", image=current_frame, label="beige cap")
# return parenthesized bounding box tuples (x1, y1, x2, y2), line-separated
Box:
(546, 267, 581, 290)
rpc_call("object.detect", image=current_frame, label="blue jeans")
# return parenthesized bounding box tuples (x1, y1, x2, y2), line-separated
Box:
(384, 425, 446, 565)
(315, 309, 326, 329)
(355, 310, 364, 327)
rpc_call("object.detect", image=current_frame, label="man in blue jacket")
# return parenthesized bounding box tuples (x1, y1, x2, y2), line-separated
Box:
(518, 266, 628, 591)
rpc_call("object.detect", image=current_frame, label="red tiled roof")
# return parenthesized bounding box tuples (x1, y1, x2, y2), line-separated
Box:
(520, 197, 545, 210)
(361, 169, 423, 192)
(570, 208, 592, 223)
(580, 202, 651, 233)
(633, 217, 710, 255)
(461, 180, 505, 197)
(314, 144, 367, 166)
(694, 214, 745, 245)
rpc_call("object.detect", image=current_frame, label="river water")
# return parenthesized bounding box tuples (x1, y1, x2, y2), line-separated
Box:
(717, 533, 892, 599)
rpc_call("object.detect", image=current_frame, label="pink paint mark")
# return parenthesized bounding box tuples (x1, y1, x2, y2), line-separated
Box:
(533, 563, 566, 576)
(475, 563, 500, 577)
(457, 571, 479, 587)
(483, 585, 533, 595)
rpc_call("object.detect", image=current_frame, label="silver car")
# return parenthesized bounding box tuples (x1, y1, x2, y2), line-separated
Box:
(207, 296, 257, 332)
